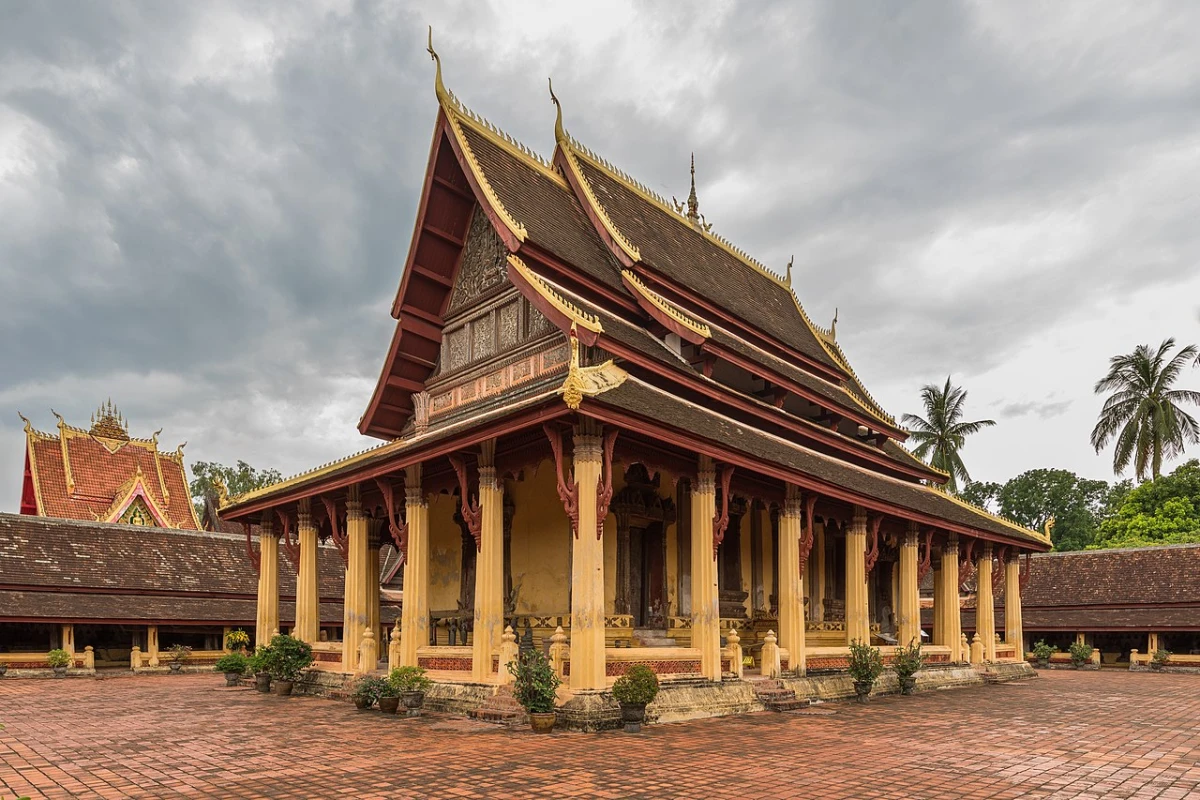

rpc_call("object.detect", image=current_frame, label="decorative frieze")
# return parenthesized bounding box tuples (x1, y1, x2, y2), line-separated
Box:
(428, 343, 570, 420)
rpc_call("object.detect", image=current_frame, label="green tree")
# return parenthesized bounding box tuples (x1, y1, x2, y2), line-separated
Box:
(1090, 338, 1200, 481)
(994, 469, 1113, 551)
(1092, 460, 1200, 549)
(190, 460, 282, 516)
(902, 377, 996, 493)
(960, 480, 1001, 512)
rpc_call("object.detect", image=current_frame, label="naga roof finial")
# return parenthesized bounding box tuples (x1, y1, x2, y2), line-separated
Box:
(786, 255, 793, 285)
(17, 411, 31, 434)
(427, 26, 450, 106)
(830, 307, 838, 341)
(549, 77, 567, 146)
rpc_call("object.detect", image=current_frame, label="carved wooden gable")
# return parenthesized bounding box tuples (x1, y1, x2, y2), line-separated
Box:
(447, 206, 508, 315)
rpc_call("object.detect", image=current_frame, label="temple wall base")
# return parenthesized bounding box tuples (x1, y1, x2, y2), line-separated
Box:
(980, 660, 1038, 683)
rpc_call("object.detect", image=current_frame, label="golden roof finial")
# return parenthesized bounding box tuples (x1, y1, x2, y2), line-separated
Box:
(51, 408, 64, 427)
(830, 307, 838, 341)
(427, 26, 450, 107)
(549, 77, 566, 146)
(18, 411, 32, 434)
(786, 255, 793, 285)
(673, 153, 712, 232)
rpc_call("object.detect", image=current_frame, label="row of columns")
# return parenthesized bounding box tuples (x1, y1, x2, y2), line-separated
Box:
(252, 426, 1026, 684)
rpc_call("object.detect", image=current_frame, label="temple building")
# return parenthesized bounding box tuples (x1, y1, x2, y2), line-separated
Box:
(219, 42, 1049, 723)
(1, 405, 394, 673)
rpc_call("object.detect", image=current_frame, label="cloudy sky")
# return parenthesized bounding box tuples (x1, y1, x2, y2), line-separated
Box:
(3, 1, 1200, 510)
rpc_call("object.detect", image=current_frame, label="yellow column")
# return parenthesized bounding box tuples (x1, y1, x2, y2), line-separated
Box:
(931, 566, 943, 645)
(367, 539, 381, 650)
(937, 536, 961, 662)
(61, 624, 75, 657)
(777, 485, 805, 675)
(691, 457, 721, 681)
(344, 486, 367, 670)
(976, 543, 996, 662)
(147, 625, 160, 668)
(256, 518, 279, 649)
(569, 427, 607, 691)
(399, 463, 428, 667)
(1004, 552, 1023, 652)
(897, 523, 920, 648)
(844, 507, 869, 646)
(813, 522, 826, 622)
(296, 499, 319, 644)
(473, 440, 504, 682)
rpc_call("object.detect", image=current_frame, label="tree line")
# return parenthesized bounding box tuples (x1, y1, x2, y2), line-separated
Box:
(906, 338, 1200, 551)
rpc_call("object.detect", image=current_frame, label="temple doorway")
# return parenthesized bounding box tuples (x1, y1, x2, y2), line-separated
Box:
(630, 523, 666, 627)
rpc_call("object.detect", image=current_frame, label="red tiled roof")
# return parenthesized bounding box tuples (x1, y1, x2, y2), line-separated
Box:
(999, 544, 1200, 608)
(25, 421, 200, 529)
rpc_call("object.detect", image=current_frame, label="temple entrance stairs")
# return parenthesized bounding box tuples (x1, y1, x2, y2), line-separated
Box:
(748, 677, 810, 712)
(467, 685, 527, 727)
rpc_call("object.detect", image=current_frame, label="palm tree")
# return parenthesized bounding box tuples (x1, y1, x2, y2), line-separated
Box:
(1090, 338, 1200, 481)
(902, 377, 996, 493)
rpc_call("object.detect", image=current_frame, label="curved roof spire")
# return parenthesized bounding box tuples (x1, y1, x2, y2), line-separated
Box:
(786, 255, 794, 285)
(427, 26, 451, 106)
(548, 77, 567, 145)
(673, 153, 712, 232)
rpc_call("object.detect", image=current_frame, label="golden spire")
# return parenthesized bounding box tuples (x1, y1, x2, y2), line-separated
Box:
(427, 26, 450, 106)
(549, 77, 567, 146)
(830, 308, 838, 341)
(673, 153, 712, 232)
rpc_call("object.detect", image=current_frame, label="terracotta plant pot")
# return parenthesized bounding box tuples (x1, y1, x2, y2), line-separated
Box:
(400, 691, 425, 716)
(1150, 662, 1163, 671)
(223, 672, 242, 687)
(273, 679, 294, 696)
(899, 676, 917, 696)
(378, 696, 401, 714)
(1036, 659, 1049, 669)
(255, 673, 272, 693)
(52, 666, 67, 679)
(169, 662, 183, 673)
(853, 680, 873, 703)
(353, 695, 373, 710)
(619, 702, 647, 733)
(0, 663, 8, 677)
(529, 712, 556, 734)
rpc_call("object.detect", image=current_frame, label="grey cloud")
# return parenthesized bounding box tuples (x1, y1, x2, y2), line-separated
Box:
(996, 400, 1074, 420)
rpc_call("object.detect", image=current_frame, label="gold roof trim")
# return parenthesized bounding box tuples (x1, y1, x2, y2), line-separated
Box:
(222, 439, 396, 510)
(52, 410, 75, 494)
(622, 269, 711, 339)
(100, 467, 177, 528)
(934, 485, 1049, 544)
(815, 333, 898, 428)
(560, 323, 628, 410)
(506, 254, 603, 334)
(19, 413, 46, 515)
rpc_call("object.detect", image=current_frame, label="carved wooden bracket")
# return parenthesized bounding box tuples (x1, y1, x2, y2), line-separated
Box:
(242, 522, 260, 574)
(992, 546, 1008, 587)
(449, 455, 482, 551)
(712, 464, 735, 558)
(1019, 552, 1033, 591)
(958, 537, 977, 589)
(864, 514, 883, 577)
(916, 529, 935, 584)
(544, 423, 580, 538)
(374, 477, 409, 560)
(798, 493, 818, 572)
(594, 429, 619, 540)
(319, 495, 348, 565)
(277, 509, 299, 574)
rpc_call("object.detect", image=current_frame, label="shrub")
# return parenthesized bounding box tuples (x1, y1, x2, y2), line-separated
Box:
(1152, 648, 1171, 666)
(167, 644, 193, 663)
(247, 646, 271, 675)
(1032, 640, 1056, 662)
(352, 676, 389, 705)
(893, 639, 924, 680)
(508, 649, 560, 714)
(264, 634, 313, 681)
(611, 665, 659, 706)
(388, 666, 433, 694)
(847, 640, 883, 686)
(225, 629, 251, 652)
(214, 653, 250, 674)
(1068, 641, 1095, 666)
(46, 649, 71, 669)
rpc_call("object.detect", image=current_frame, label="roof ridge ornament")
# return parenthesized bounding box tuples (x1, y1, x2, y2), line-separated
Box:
(18, 411, 32, 434)
(672, 153, 713, 233)
(786, 255, 793, 285)
(549, 77, 566, 146)
(427, 26, 451, 107)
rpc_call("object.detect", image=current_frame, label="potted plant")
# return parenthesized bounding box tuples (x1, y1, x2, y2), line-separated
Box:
(167, 644, 192, 673)
(847, 640, 883, 703)
(376, 678, 402, 714)
(611, 664, 659, 732)
(1151, 648, 1171, 671)
(214, 653, 250, 687)
(508, 649, 561, 733)
(248, 646, 272, 693)
(1068, 641, 1094, 669)
(351, 676, 387, 710)
(389, 666, 433, 716)
(47, 649, 71, 678)
(893, 639, 923, 695)
(225, 629, 251, 653)
(266, 634, 313, 696)
(1032, 640, 1056, 668)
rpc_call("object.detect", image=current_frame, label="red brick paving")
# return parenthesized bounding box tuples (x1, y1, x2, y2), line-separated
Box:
(1, 671, 1198, 799)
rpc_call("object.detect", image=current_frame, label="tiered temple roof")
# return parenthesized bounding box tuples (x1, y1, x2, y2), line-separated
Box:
(19, 402, 201, 530)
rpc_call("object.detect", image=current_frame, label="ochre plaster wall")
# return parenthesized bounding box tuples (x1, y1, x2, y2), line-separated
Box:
(427, 492, 463, 613)
(507, 460, 571, 615)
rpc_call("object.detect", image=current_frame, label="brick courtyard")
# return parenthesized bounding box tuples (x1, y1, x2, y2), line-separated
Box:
(1, 671, 1198, 799)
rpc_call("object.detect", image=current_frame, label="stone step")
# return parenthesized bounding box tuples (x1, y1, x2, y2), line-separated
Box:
(751, 679, 809, 712)
(766, 697, 811, 712)
(467, 686, 527, 728)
